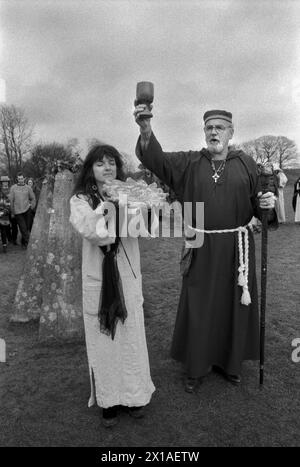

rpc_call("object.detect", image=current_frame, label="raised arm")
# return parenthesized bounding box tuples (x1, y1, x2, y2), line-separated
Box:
(134, 104, 191, 200)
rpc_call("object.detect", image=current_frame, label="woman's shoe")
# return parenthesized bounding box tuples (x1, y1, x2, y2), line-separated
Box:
(185, 376, 199, 393)
(127, 406, 145, 419)
(102, 407, 119, 428)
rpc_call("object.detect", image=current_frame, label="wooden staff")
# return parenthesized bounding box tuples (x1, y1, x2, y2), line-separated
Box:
(258, 165, 277, 385)
(260, 208, 268, 385)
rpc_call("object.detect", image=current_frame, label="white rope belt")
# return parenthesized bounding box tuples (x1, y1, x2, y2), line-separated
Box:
(187, 222, 253, 306)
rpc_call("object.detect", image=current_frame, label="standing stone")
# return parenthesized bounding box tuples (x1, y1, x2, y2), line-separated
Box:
(10, 179, 54, 323)
(39, 170, 83, 343)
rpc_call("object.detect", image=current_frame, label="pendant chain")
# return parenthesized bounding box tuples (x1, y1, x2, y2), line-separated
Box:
(211, 159, 226, 183)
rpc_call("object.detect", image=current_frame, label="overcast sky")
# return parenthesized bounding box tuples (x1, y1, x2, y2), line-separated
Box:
(1, 0, 300, 162)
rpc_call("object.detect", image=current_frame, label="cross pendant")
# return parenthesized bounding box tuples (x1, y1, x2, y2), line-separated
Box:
(212, 173, 219, 183)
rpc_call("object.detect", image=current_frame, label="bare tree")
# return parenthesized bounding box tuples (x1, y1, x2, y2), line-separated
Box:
(239, 135, 299, 168)
(276, 136, 299, 168)
(0, 104, 33, 178)
(256, 136, 279, 164)
(238, 139, 262, 163)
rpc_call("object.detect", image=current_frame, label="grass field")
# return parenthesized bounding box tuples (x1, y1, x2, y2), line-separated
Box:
(0, 174, 299, 447)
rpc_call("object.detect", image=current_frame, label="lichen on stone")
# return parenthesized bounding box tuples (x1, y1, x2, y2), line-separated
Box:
(46, 253, 55, 264)
(49, 312, 57, 322)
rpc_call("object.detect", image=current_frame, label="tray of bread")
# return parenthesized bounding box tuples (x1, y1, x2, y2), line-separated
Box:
(103, 177, 167, 208)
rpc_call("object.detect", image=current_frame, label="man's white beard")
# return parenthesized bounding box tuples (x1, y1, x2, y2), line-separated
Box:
(207, 142, 224, 154)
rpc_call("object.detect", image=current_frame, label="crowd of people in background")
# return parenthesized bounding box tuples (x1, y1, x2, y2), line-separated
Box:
(270, 166, 300, 224)
(0, 173, 36, 253)
(250, 165, 298, 233)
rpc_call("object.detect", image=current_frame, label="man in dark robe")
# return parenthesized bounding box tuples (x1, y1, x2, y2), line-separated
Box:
(134, 105, 277, 392)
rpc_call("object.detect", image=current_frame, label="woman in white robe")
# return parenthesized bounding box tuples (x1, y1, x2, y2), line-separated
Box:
(69, 144, 155, 427)
(274, 169, 288, 223)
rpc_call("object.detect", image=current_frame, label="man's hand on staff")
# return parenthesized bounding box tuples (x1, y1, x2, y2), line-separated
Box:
(257, 191, 276, 210)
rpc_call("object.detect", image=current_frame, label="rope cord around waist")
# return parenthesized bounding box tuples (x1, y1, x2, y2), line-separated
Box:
(186, 222, 253, 306)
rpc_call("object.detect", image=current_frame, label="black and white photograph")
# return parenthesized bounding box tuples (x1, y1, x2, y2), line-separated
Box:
(0, 0, 300, 450)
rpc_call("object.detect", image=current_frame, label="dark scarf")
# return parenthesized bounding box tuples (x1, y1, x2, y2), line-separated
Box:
(98, 239, 127, 340)
(90, 191, 128, 339)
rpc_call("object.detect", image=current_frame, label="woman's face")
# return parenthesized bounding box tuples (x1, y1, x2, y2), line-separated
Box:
(92, 155, 117, 185)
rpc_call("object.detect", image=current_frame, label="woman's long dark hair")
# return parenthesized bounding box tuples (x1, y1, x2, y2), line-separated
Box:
(73, 144, 128, 339)
(73, 144, 126, 208)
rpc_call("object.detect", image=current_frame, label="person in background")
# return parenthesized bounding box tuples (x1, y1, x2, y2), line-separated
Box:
(0, 186, 11, 253)
(69, 144, 155, 428)
(273, 164, 288, 223)
(9, 172, 36, 249)
(292, 176, 300, 222)
(0, 175, 18, 245)
(26, 178, 36, 231)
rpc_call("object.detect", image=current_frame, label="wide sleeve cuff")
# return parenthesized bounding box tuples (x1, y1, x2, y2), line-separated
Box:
(69, 195, 116, 246)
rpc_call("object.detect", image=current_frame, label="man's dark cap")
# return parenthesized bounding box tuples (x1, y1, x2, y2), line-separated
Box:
(203, 110, 232, 125)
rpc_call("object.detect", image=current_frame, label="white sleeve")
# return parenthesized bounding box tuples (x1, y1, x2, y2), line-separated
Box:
(69, 195, 116, 246)
(280, 173, 288, 188)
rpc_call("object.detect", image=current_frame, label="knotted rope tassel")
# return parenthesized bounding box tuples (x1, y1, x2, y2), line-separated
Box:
(187, 223, 252, 306)
(238, 227, 251, 305)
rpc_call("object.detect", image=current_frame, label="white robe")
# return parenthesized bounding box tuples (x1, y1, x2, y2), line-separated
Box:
(275, 172, 288, 223)
(69, 195, 155, 408)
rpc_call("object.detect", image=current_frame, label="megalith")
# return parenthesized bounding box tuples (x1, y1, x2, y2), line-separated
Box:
(10, 178, 54, 323)
(38, 170, 84, 343)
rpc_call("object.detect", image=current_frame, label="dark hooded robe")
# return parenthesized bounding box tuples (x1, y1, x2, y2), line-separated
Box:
(136, 133, 277, 377)
(292, 177, 300, 212)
